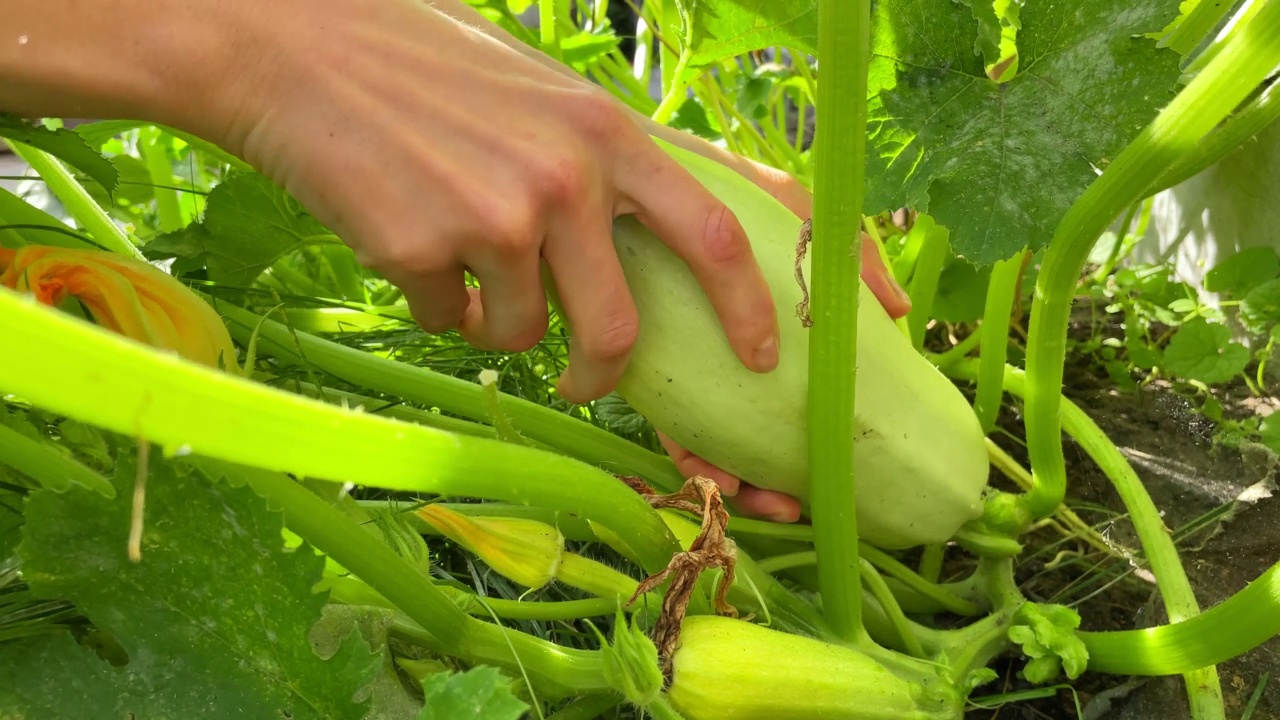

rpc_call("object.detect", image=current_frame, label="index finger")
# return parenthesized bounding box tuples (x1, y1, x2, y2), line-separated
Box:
(615, 145, 780, 374)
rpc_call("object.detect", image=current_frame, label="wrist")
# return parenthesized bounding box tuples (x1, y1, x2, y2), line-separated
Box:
(0, 1, 252, 132)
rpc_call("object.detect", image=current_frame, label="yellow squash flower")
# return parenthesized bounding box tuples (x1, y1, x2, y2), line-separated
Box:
(0, 245, 239, 371)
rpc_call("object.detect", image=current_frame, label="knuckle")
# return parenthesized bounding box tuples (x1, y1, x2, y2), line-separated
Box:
(533, 155, 585, 204)
(494, 318, 549, 353)
(583, 311, 639, 362)
(699, 205, 751, 266)
(357, 240, 448, 277)
(567, 90, 627, 141)
(473, 198, 538, 253)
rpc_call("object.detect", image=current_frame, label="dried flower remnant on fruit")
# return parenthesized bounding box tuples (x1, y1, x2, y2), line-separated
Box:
(623, 475, 738, 682)
(794, 218, 813, 327)
(0, 246, 238, 370)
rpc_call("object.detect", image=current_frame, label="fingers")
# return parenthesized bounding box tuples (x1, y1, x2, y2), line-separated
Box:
(733, 486, 803, 523)
(657, 432, 740, 497)
(657, 432, 801, 522)
(458, 243, 550, 352)
(386, 265, 471, 333)
(617, 146, 779, 375)
(859, 233, 913, 320)
(543, 210, 640, 404)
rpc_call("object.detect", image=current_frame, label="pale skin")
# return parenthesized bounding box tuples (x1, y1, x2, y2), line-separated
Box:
(1, 0, 911, 523)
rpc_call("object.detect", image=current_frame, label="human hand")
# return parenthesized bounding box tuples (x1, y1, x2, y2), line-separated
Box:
(192, 0, 779, 404)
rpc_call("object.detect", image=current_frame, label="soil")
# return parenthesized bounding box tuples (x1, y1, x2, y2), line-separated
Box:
(963, 306, 1280, 720)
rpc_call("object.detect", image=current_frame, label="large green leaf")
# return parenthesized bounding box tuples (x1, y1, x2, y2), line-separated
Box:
(418, 666, 529, 720)
(683, 0, 818, 68)
(0, 454, 381, 719)
(863, 0, 1183, 265)
(146, 171, 332, 285)
(0, 115, 119, 195)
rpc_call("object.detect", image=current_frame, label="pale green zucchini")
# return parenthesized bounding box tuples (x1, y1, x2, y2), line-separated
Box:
(665, 615, 962, 719)
(609, 139, 991, 549)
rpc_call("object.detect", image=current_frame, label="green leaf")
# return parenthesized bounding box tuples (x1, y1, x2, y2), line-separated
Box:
(561, 31, 622, 69)
(1203, 247, 1280, 297)
(1008, 602, 1088, 684)
(1, 453, 381, 719)
(684, 0, 818, 70)
(669, 98, 722, 140)
(146, 171, 332, 285)
(74, 119, 252, 171)
(1162, 317, 1250, 384)
(958, 0, 1004, 69)
(864, 0, 1183, 265)
(418, 666, 529, 720)
(932, 257, 991, 323)
(1259, 415, 1280, 455)
(0, 490, 20, 560)
(1240, 278, 1280, 335)
(0, 185, 99, 251)
(593, 393, 654, 438)
(1124, 313, 1161, 370)
(0, 115, 119, 195)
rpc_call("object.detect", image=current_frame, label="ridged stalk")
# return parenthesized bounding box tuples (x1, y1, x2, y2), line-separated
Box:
(4, 140, 143, 260)
(951, 360, 1229, 714)
(0, 286, 683, 576)
(212, 299, 687, 493)
(972, 252, 1024, 433)
(807, 0, 873, 642)
(1022, 0, 1280, 527)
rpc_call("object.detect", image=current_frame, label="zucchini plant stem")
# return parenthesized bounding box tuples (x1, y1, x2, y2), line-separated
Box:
(972, 252, 1025, 433)
(1021, 0, 1280, 533)
(137, 126, 184, 233)
(212, 299, 689, 493)
(951, 360, 1231, 715)
(0, 287, 684, 578)
(1018, 8, 1280, 711)
(1078, 559, 1280, 676)
(807, 0, 873, 644)
(1163, 0, 1240, 55)
(5, 140, 144, 261)
(389, 614, 610, 698)
(904, 219, 949, 350)
(1146, 79, 1280, 196)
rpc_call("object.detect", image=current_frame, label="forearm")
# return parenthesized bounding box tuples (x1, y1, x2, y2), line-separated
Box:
(0, 0, 259, 138)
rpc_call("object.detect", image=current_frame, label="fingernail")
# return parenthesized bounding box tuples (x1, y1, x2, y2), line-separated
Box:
(891, 278, 912, 305)
(753, 334, 779, 372)
(767, 508, 800, 523)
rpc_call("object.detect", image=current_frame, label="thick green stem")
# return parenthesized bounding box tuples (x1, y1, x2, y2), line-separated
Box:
(325, 574, 623, 622)
(0, 287, 683, 576)
(202, 460, 471, 646)
(212, 299, 687, 493)
(137, 126, 183, 234)
(650, 52, 692, 124)
(538, 0, 563, 60)
(859, 559, 925, 658)
(0, 421, 116, 498)
(1163, 0, 1239, 55)
(951, 360, 1227, 714)
(1147, 80, 1280, 196)
(1022, 0, 1280, 528)
(904, 218, 949, 350)
(546, 694, 619, 720)
(1078, 559, 1280, 676)
(5, 140, 144, 260)
(972, 252, 1024, 434)
(807, 0, 873, 643)
(390, 615, 609, 697)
